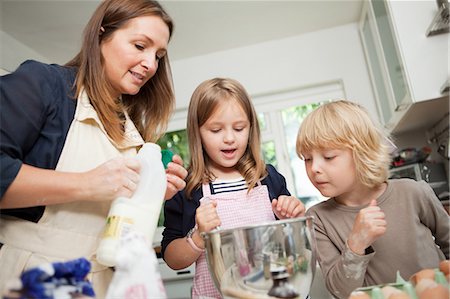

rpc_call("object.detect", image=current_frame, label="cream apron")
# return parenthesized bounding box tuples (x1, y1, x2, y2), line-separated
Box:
(0, 91, 144, 298)
(192, 182, 276, 299)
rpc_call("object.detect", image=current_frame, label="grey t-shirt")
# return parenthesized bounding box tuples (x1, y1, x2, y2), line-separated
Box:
(307, 178, 449, 299)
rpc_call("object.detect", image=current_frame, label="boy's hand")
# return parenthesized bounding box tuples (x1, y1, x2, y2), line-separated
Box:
(348, 199, 386, 255)
(272, 195, 306, 219)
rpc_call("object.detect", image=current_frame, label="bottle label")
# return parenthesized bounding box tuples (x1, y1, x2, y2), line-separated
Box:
(103, 215, 134, 239)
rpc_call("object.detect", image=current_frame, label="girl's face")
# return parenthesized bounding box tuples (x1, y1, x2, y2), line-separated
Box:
(303, 148, 359, 200)
(199, 100, 250, 179)
(101, 15, 169, 99)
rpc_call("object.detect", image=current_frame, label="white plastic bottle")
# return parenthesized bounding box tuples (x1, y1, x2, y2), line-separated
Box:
(96, 143, 167, 267)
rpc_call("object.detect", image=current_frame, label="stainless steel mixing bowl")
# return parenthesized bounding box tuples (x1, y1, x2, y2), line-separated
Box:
(202, 216, 316, 299)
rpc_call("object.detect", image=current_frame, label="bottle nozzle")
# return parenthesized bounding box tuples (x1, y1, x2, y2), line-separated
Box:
(161, 149, 174, 169)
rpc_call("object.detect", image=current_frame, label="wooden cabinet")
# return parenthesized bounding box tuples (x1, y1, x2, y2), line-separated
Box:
(359, 0, 448, 131)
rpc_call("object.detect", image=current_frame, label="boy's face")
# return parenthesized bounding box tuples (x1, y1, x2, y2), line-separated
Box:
(199, 100, 250, 179)
(303, 148, 358, 198)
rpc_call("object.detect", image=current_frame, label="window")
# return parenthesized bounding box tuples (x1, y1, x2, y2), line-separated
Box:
(252, 82, 345, 208)
(255, 102, 329, 208)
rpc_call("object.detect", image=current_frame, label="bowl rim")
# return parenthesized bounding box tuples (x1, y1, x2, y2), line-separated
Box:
(201, 215, 314, 238)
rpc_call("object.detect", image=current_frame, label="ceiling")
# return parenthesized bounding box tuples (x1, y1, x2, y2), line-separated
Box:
(1, 0, 364, 64)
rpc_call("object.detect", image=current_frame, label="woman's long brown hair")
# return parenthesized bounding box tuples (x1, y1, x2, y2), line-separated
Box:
(185, 78, 267, 198)
(65, 0, 175, 144)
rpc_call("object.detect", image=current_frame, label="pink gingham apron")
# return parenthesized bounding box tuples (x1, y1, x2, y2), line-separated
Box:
(192, 181, 276, 299)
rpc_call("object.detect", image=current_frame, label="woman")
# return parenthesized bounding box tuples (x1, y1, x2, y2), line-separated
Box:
(0, 0, 187, 296)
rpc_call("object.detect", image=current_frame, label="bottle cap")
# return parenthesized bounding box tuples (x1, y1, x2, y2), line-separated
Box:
(161, 149, 174, 169)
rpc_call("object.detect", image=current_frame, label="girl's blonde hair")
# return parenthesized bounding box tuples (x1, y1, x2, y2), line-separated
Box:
(296, 100, 391, 188)
(185, 78, 267, 198)
(66, 0, 175, 144)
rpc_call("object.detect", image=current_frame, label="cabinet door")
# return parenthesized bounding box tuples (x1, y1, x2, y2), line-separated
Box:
(370, 0, 410, 110)
(360, 8, 393, 125)
(388, 0, 448, 102)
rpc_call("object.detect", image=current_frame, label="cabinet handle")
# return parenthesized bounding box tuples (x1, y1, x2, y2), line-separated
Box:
(395, 103, 408, 112)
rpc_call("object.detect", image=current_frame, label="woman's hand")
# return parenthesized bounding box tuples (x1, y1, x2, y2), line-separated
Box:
(0, 157, 140, 208)
(83, 157, 141, 201)
(164, 154, 188, 200)
(272, 195, 306, 219)
(348, 199, 387, 255)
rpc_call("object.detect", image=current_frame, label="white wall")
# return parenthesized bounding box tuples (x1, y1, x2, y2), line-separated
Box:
(171, 23, 379, 121)
(0, 31, 49, 73)
(1, 23, 379, 123)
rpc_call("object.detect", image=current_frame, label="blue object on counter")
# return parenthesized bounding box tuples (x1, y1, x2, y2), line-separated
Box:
(7, 257, 95, 299)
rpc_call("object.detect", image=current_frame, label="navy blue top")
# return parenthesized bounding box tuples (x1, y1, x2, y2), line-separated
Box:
(0, 60, 77, 222)
(161, 164, 290, 259)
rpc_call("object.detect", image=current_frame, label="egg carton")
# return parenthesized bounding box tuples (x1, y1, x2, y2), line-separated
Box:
(349, 268, 449, 299)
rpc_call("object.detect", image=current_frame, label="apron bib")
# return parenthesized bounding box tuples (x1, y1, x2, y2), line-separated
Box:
(0, 90, 144, 298)
(192, 181, 276, 299)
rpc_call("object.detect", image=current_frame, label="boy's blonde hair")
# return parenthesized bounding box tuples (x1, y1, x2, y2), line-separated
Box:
(185, 78, 267, 198)
(296, 100, 391, 188)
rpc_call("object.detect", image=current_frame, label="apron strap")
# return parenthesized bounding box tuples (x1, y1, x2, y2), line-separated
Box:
(202, 183, 212, 197)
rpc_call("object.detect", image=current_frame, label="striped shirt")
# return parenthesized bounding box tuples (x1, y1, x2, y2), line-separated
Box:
(210, 178, 248, 194)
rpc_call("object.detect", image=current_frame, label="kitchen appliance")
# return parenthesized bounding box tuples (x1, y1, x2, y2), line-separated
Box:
(202, 217, 316, 299)
(391, 147, 431, 167)
(158, 260, 195, 299)
(389, 162, 449, 199)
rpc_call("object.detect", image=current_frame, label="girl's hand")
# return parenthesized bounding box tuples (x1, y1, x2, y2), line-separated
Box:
(164, 154, 188, 200)
(83, 157, 141, 201)
(272, 195, 306, 219)
(196, 199, 221, 234)
(348, 199, 387, 255)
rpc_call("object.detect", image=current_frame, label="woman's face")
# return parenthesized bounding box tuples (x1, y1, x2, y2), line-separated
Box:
(101, 15, 170, 99)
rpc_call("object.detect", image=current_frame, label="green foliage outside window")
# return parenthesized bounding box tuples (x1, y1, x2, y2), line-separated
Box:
(157, 129, 190, 168)
(262, 141, 277, 167)
(281, 102, 322, 125)
(257, 112, 266, 131)
(281, 102, 324, 161)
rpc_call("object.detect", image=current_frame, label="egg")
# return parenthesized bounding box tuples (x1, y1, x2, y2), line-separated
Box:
(348, 291, 371, 299)
(389, 291, 411, 299)
(381, 285, 401, 298)
(411, 268, 435, 284)
(418, 284, 450, 299)
(414, 278, 438, 296)
(439, 260, 450, 276)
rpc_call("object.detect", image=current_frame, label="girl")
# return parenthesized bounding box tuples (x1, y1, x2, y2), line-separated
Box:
(162, 78, 305, 298)
(296, 100, 449, 299)
(0, 0, 187, 297)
